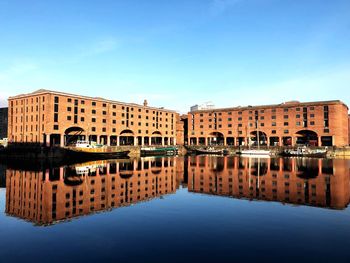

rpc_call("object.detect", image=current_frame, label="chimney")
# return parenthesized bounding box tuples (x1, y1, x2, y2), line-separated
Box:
(143, 99, 148, 107)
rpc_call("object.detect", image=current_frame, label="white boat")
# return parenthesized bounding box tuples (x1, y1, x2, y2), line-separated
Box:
(239, 120, 271, 156)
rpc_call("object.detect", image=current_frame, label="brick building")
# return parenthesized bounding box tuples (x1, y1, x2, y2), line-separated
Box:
(188, 100, 349, 147)
(0, 107, 8, 139)
(187, 156, 350, 209)
(6, 157, 178, 225)
(8, 89, 179, 146)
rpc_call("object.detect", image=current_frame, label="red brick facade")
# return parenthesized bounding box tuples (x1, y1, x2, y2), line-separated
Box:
(188, 100, 349, 147)
(8, 89, 179, 146)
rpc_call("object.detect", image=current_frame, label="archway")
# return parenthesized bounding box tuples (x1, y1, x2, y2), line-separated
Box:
(64, 127, 85, 146)
(295, 130, 318, 146)
(208, 132, 224, 145)
(250, 131, 267, 146)
(151, 131, 162, 145)
(119, 129, 134, 145)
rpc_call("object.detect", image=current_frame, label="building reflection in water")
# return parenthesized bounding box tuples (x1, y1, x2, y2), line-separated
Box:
(5, 156, 350, 226)
(187, 156, 350, 210)
(5, 157, 179, 225)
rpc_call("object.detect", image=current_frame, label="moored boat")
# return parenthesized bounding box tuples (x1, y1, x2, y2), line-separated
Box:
(195, 147, 224, 155)
(67, 148, 130, 160)
(140, 146, 178, 156)
(281, 147, 327, 158)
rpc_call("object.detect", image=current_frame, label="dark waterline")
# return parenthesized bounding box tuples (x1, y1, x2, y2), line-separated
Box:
(1, 156, 350, 263)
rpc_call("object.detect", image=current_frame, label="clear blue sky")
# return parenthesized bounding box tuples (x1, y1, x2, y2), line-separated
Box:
(0, 0, 349, 113)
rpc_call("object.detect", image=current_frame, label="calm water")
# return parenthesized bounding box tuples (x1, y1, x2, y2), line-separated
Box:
(1, 156, 350, 263)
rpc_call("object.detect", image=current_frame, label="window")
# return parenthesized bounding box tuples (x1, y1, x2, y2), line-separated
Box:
(272, 115, 276, 119)
(67, 116, 71, 121)
(296, 114, 300, 118)
(54, 96, 59, 103)
(103, 103, 107, 107)
(81, 108, 85, 113)
(81, 117, 84, 122)
(92, 102, 96, 106)
(92, 127, 96, 132)
(271, 130, 276, 134)
(284, 130, 289, 134)
(310, 106, 315, 110)
(81, 100, 85, 104)
(92, 118, 96, 122)
(260, 110, 264, 113)
(284, 108, 288, 112)
(310, 121, 315, 125)
(272, 122, 276, 126)
(310, 114, 314, 118)
(67, 98, 72, 102)
(53, 125, 59, 130)
(296, 121, 301, 126)
(284, 122, 288, 126)
(67, 107, 72, 112)
(102, 128, 106, 132)
(103, 111, 107, 115)
(92, 110, 96, 114)
(284, 115, 288, 119)
(296, 107, 300, 111)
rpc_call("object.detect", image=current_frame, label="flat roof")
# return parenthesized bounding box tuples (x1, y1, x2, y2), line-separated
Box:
(8, 89, 177, 113)
(190, 100, 348, 113)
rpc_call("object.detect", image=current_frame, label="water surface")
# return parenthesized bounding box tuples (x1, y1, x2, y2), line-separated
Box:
(1, 156, 350, 263)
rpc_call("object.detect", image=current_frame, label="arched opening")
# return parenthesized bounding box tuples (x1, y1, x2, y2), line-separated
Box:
(249, 131, 267, 146)
(50, 134, 61, 146)
(144, 136, 150, 145)
(208, 132, 224, 146)
(64, 127, 85, 146)
(295, 130, 318, 146)
(151, 131, 162, 145)
(119, 129, 134, 146)
(269, 136, 279, 146)
(226, 137, 234, 146)
(190, 137, 197, 145)
(110, 135, 118, 146)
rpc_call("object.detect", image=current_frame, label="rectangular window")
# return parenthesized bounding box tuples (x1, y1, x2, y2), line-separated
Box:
(284, 122, 288, 126)
(54, 113, 58, 122)
(284, 130, 289, 134)
(92, 102, 96, 106)
(67, 107, 72, 112)
(284, 108, 288, 112)
(310, 121, 315, 125)
(54, 96, 59, 103)
(284, 115, 288, 119)
(53, 125, 59, 130)
(92, 110, 96, 114)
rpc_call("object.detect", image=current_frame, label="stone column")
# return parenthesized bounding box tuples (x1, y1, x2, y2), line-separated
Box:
(134, 137, 137, 146)
(116, 136, 120, 146)
(107, 136, 110, 146)
(141, 136, 144, 146)
(46, 134, 50, 147)
(162, 137, 165, 146)
(60, 134, 65, 147)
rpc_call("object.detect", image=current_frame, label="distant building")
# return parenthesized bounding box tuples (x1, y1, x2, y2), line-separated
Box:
(188, 100, 349, 147)
(190, 101, 215, 112)
(8, 89, 178, 146)
(0, 107, 8, 139)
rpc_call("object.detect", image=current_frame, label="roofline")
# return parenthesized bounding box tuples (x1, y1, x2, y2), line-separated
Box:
(189, 100, 348, 113)
(8, 89, 177, 113)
